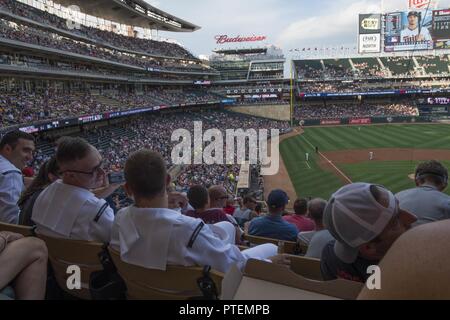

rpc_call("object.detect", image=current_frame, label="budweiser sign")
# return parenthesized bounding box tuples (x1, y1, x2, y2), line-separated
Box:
(408, 0, 436, 9)
(215, 35, 267, 44)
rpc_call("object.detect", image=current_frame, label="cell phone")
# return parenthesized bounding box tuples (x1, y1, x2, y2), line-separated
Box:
(108, 172, 125, 185)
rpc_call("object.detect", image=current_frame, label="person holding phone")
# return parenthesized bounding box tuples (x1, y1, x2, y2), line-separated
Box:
(32, 137, 115, 243)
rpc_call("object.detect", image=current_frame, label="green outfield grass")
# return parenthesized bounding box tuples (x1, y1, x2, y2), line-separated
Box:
(280, 124, 450, 199)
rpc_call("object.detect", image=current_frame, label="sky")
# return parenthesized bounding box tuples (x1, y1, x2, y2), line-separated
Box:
(145, 0, 450, 59)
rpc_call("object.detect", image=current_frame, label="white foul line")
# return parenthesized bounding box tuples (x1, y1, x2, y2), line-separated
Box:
(301, 135, 353, 184)
(305, 161, 311, 169)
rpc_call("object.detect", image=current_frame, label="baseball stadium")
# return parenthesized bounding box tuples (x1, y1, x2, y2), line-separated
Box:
(0, 0, 450, 303)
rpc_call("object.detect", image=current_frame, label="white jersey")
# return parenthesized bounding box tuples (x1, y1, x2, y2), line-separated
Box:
(110, 206, 277, 273)
(32, 180, 114, 243)
(400, 26, 432, 43)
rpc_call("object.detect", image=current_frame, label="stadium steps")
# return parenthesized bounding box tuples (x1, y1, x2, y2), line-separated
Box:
(320, 60, 326, 72)
(348, 59, 356, 72)
(377, 57, 392, 77)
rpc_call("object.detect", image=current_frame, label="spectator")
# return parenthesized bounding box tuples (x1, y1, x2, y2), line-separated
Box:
(32, 137, 115, 242)
(320, 183, 417, 282)
(396, 160, 450, 226)
(283, 198, 316, 232)
(0, 131, 35, 224)
(208, 185, 229, 210)
(0, 231, 47, 300)
(185, 185, 230, 224)
(234, 196, 258, 227)
(254, 203, 262, 216)
(304, 199, 334, 259)
(18, 156, 60, 226)
(110, 149, 281, 273)
(223, 196, 236, 216)
(248, 189, 299, 242)
(357, 220, 450, 299)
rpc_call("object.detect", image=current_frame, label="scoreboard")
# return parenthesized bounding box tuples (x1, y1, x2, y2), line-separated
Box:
(433, 9, 450, 49)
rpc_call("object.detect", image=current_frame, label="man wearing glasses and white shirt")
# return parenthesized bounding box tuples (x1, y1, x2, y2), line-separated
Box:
(32, 137, 119, 243)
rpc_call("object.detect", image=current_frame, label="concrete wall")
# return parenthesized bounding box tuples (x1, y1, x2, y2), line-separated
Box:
(225, 104, 291, 121)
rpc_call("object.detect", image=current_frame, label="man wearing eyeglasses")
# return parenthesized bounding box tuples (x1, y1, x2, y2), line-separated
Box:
(32, 137, 117, 243)
(320, 183, 417, 283)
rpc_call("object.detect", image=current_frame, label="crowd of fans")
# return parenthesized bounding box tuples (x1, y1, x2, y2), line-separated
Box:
(0, 0, 195, 59)
(296, 56, 450, 81)
(294, 103, 419, 120)
(2, 126, 450, 299)
(0, 89, 222, 128)
(298, 79, 450, 93)
(31, 110, 290, 207)
(0, 18, 209, 73)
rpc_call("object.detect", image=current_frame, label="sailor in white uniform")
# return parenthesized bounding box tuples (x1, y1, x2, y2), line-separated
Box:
(32, 137, 115, 242)
(110, 149, 278, 274)
(33, 180, 114, 242)
(0, 131, 35, 224)
(110, 206, 276, 273)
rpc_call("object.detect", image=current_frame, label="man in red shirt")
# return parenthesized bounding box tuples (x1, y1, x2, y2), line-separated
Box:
(185, 185, 230, 225)
(208, 185, 229, 212)
(283, 198, 316, 232)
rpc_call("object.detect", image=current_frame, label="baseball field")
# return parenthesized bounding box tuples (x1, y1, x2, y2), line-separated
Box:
(278, 124, 450, 200)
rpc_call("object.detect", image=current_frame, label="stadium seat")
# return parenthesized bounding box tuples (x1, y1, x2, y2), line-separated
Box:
(108, 248, 224, 300)
(243, 234, 307, 255)
(285, 255, 323, 281)
(36, 233, 104, 300)
(0, 222, 35, 237)
(239, 259, 363, 300)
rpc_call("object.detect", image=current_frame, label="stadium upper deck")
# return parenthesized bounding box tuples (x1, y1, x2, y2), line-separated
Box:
(294, 54, 450, 80)
(210, 45, 285, 82)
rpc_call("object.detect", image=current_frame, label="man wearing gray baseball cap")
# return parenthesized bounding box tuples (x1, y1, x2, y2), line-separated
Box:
(320, 183, 417, 283)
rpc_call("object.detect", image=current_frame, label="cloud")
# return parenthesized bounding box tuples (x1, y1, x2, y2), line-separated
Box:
(277, 0, 380, 47)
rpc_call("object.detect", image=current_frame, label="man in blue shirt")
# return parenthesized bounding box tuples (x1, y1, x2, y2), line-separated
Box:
(0, 131, 35, 224)
(248, 189, 299, 241)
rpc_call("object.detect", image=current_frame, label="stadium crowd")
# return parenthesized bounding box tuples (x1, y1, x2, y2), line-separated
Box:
(29, 110, 290, 205)
(296, 55, 450, 80)
(0, 18, 209, 72)
(1, 125, 450, 299)
(298, 80, 450, 93)
(294, 103, 420, 120)
(0, 0, 195, 59)
(0, 89, 222, 128)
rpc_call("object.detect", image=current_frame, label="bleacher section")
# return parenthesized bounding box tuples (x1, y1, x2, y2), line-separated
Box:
(351, 57, 382, 78)
(322, 59, 353, 78)
(379, 57, 415, 77)
(415, 55, 450, 76)
(295, 55, 450, 80)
